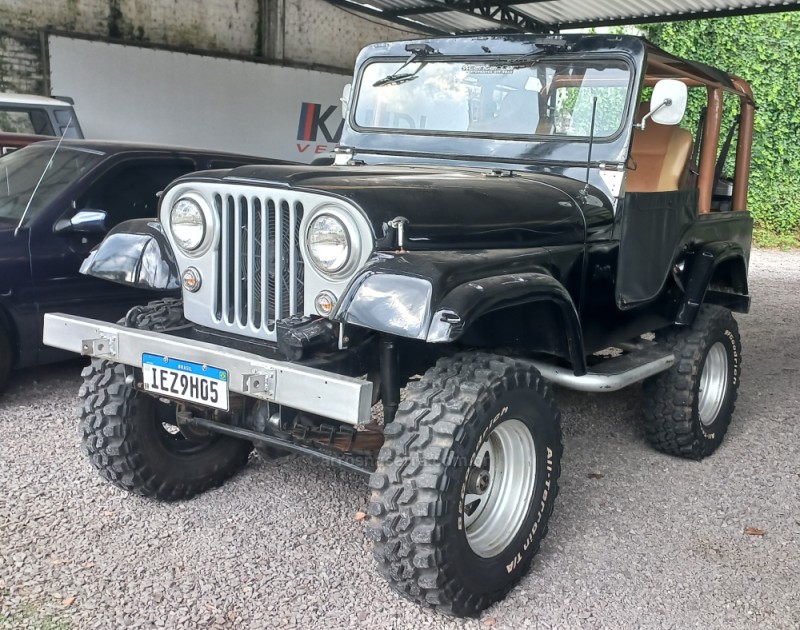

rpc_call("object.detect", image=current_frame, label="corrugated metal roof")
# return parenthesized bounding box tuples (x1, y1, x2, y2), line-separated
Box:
(326, 0, 800, 34)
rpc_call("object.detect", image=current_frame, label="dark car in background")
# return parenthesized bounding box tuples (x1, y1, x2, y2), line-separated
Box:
(0, 140, 287, 389)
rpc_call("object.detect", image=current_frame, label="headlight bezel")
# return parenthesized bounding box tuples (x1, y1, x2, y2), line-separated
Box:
(305, 204, 362, 279)
(169, 192, 214, 256)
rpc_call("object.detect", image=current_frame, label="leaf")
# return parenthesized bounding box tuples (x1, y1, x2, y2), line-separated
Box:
(355, 511, 367, 521)
(62, 596, 76, 606)
(744, 527, 766, 536)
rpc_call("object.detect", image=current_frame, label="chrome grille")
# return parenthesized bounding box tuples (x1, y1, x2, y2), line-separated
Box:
(213, 193, 304, 335)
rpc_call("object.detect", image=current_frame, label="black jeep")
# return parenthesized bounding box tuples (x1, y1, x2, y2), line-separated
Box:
(43, 34, 754, 616)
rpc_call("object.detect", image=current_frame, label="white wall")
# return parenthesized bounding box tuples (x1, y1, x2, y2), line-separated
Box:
(49, 35, 349, 161)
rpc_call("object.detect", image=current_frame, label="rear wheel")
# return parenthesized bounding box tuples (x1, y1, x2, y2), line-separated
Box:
(368, 353, 562, 616)
(642, 305, 741, 459)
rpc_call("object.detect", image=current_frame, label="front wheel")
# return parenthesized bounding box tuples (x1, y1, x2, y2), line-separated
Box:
(77, 299, 252, 500)
(78, 360, 252, 500)
(642, 305, 742, 459)
(367, 353, 562, 617)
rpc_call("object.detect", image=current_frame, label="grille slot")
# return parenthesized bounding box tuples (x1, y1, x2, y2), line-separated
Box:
(213, 193, 304, 336)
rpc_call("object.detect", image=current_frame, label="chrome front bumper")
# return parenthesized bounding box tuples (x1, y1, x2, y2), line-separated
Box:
(43, 313, 373, 425)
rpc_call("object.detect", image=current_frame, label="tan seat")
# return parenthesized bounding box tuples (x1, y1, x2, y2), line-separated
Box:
(627, 102, 693, 193)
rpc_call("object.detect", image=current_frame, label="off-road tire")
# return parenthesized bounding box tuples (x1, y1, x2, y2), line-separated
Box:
(367, 353, 562, 617)
(642, 305, 741, 459)
(76, 299, 252, 500)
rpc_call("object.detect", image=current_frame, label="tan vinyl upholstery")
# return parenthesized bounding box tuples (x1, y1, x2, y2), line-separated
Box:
(627, 102, 693, 193)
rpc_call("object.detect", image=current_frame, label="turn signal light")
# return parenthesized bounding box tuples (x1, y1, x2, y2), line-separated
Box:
(182, 267, 202, 292)
(314, 291, 337, 316)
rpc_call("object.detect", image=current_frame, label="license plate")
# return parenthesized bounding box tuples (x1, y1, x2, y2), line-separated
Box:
(141, 353, 229, 410)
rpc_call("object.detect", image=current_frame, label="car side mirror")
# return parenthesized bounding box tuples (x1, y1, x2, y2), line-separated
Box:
(54, 209, 108, 234)
(640, 79, 688, 129)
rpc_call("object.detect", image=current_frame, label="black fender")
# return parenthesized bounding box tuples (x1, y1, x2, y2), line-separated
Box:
(80, 219, 180, 291)
(675, 241, 750, 326)
(332, 250, 587, 374)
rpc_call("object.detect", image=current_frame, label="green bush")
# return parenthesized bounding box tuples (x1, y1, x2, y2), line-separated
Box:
(645, 14, 800, 240)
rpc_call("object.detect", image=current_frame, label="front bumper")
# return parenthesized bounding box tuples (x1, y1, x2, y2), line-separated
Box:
(43, 313, 373, 425)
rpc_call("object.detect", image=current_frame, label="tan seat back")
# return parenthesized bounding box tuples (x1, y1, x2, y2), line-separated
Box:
(627, 102, 693, 193)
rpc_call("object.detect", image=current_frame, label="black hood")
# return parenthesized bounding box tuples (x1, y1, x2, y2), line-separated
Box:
(216, 164, 605, 250)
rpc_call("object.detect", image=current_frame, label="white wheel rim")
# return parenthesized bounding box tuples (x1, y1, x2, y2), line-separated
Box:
(698, 341, 729, 427)
(463, 418, 537, 558)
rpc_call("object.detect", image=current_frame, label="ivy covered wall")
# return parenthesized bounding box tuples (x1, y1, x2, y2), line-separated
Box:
(645, 14, 800, 240)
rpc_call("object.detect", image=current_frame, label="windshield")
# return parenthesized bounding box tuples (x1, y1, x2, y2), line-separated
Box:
(0, 145, 104, 224)
(354, 57, 632, 138)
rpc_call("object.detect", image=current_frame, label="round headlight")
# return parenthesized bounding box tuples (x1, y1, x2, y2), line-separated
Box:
(307, 214, 351, 274)
(170, 197, 206, 252)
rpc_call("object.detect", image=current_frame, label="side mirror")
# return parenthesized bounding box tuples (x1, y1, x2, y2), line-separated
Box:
(641, 79, 688, 129)
(54, 209, 107, 234)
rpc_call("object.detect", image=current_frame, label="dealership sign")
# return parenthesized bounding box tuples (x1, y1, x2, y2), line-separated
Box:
(296, 102, 344, 156)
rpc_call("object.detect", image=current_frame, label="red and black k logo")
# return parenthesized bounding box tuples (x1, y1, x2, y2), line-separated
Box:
(297, 103, 344, 143)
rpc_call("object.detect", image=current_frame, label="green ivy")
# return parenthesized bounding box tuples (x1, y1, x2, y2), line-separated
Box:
(644, 14, 800, 239)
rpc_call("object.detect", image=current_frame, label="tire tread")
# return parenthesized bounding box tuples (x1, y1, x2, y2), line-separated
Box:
(642, 305, 741, 459)
(368, 352, 563, 616)
(76, 299, 251, 501)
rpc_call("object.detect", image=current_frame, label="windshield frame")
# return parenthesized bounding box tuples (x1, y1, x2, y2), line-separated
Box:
(350, 53, 636, 145)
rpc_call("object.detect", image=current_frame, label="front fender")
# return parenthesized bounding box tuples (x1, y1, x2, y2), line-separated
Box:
(428, 272, 584, 359)
(332, 250, 587, 373)
(80, 219, 180, 291)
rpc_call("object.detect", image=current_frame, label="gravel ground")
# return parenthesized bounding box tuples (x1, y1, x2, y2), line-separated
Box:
(1, 248, 799, 630)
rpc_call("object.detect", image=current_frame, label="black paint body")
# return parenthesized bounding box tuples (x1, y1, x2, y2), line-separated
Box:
(86, 34, 753, 377)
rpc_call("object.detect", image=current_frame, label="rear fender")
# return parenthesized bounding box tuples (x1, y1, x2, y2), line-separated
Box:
(80, 219, 180, 291)
(675, 241, 750, 325)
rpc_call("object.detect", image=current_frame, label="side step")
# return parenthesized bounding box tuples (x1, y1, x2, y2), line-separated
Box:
(529, 345, 675, 393)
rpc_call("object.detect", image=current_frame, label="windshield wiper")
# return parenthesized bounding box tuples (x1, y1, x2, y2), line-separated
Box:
(373, 43, 436, 87)
(373, 72, 420, 87)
